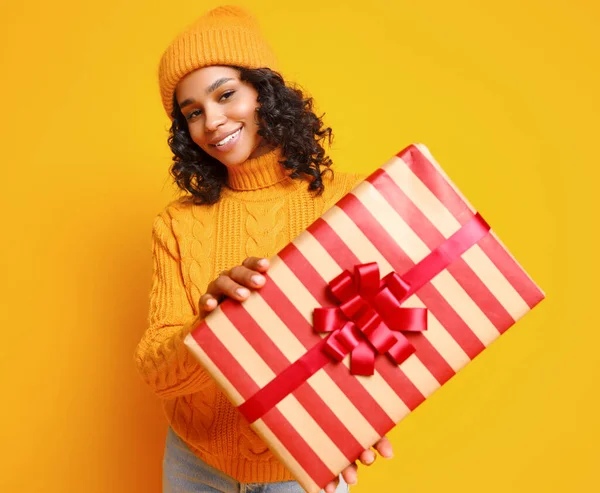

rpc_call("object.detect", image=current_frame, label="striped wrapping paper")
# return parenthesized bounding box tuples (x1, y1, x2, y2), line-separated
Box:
(184, 143, 545, 493)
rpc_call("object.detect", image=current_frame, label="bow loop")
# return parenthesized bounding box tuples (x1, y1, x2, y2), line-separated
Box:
(367, 323, 398, 354)
(354, 307, 381, 337)
(355, 262, 380, 297)
(323, 322, 360, 361)
(313, 307, 346, 333)
(329, 270, 357, 302)
(339, 294, 367, 319)
(314, 263, 428, 375)
(383, 272, 411, 300)
(372, 287, 401, 326)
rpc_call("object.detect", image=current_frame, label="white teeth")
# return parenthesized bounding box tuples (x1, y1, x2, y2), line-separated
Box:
(216, 128, 241, 146)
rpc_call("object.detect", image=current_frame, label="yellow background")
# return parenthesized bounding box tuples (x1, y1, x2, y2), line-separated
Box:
(1, 0, 597, 491)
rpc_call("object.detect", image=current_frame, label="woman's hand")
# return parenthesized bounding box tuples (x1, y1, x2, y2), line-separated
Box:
(197, 257, 394, 491)
(197, 257, 270, 319)
(324, 436, 394, 492)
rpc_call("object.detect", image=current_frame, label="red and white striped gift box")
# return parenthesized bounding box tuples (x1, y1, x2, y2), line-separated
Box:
(184, 143, 545, 493)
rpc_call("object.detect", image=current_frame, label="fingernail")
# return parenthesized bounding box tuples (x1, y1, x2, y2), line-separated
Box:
(236, 288, 250, 298)
(251, 274, 265, 286)
(258, 258, 268, 267)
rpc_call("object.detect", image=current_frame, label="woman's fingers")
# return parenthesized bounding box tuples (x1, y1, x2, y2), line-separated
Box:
(197, 294, 219, 318)
(323, 476, 340, 493)
(373, 436, 394, 459)
(326, 445, 381, 492)
(341, 463, 358, 486)
(207, 258, 269, 298)
(211, 272, 251, 301)
(199, 293, 218, 310)
(242, 256, 270, 272)
(228, 265, 267, 289)
(198, 258, 270, 316)
(358, 448, 376, 465)
(209, 259, 269, 300)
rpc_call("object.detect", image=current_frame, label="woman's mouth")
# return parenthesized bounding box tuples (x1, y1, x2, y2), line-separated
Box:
(213, 127, 242, 152)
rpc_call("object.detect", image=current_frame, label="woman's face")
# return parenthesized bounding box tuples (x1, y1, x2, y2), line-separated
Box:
(175, 66, 269, 168)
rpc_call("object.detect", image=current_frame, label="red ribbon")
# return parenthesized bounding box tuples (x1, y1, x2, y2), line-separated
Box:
(237, 212, 490, 424)
(313, 263, 427, 376)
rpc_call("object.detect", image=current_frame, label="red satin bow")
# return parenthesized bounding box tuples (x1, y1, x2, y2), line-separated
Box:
(313, 263, 427, 376)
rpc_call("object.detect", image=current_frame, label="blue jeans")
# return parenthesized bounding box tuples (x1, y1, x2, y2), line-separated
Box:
(163, 427, 349, 493)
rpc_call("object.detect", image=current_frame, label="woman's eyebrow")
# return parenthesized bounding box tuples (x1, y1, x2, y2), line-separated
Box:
(206, 77, 234, 95)
(179, 78, 235, 109)
(179, 98, 196, 110)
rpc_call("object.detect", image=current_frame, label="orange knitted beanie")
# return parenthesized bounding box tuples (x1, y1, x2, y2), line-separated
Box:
(158, 5, 279, 119)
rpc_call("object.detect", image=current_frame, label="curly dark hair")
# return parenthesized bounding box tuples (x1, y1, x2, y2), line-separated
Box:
(167, 67, 334, 204)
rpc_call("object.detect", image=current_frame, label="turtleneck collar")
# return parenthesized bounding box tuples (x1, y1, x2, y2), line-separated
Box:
(225, 148, 291, 191)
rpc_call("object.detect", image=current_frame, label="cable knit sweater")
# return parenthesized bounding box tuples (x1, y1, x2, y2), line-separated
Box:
(135, 148, 364, 483)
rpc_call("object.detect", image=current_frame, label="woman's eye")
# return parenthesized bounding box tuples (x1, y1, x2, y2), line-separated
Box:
(186, 109, 202, 120)
(220, 91, 234, 101)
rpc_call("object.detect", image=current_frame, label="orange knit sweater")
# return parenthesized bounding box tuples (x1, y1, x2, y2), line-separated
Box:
(135, 149, 364, 483)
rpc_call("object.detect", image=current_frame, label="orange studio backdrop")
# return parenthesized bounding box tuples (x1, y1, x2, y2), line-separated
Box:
(1, 0, 598, 492)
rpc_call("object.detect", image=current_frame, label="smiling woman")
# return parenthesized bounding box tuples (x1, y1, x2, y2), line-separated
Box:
(167, 60, 337, 205)
(175, 66, 268, 168)
(134, 5, 393, 493)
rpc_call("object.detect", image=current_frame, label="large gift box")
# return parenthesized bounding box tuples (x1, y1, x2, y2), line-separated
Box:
(184, 143, 545, 492)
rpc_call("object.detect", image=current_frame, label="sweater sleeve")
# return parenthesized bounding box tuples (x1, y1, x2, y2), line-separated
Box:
(134, 212, 213, 398)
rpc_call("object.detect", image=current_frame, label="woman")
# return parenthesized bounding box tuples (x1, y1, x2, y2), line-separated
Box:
(135, 5, 394, 492)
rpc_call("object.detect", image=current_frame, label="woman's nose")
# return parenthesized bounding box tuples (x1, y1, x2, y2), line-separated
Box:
(204, 109, 227, 132)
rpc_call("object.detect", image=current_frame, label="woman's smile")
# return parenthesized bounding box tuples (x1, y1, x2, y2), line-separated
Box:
(211, 127, 242, 151)
(175, 66, 265, 168)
